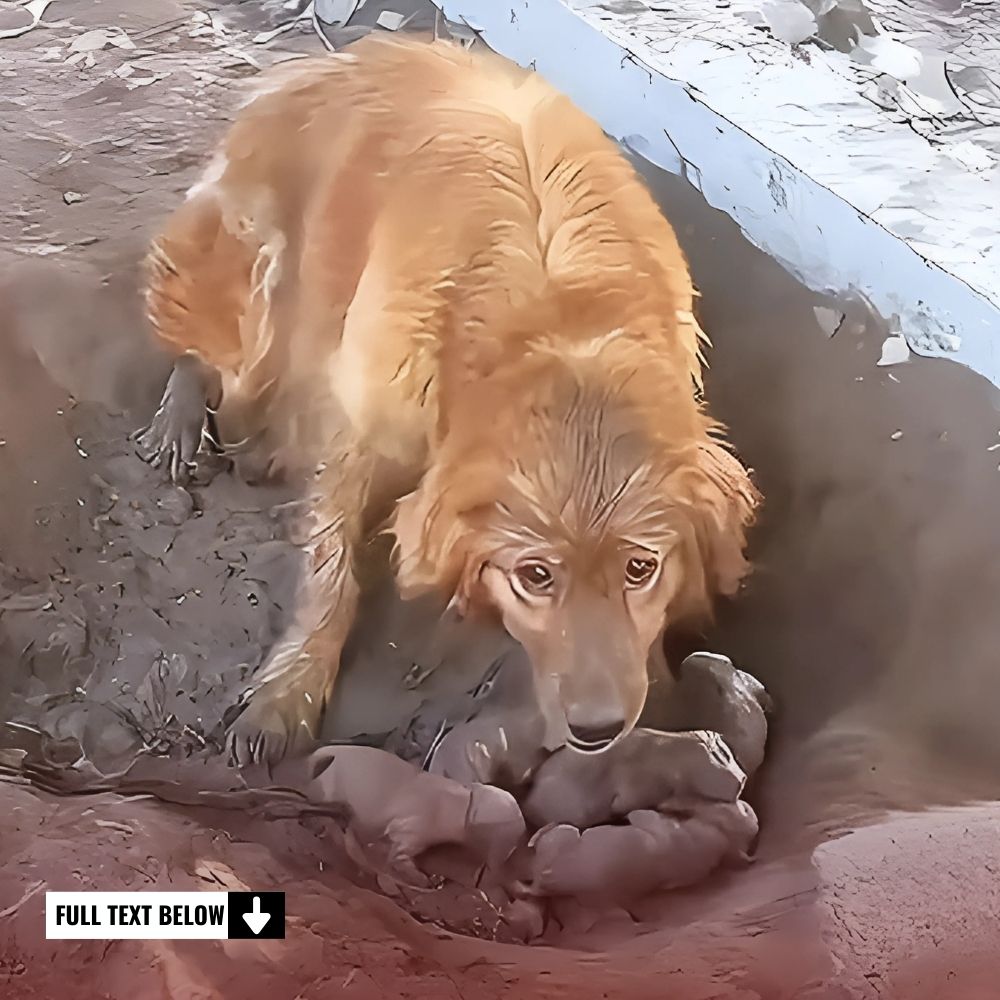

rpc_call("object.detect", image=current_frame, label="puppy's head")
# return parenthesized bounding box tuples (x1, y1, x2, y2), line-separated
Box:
(391, 347, 759, 754)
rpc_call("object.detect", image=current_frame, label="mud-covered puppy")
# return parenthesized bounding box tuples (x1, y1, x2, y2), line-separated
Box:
(304, 745, 525, 877)
(657, 651, 771, 777)
(524, 800, 758, 904)
(520, 727, 746, 830)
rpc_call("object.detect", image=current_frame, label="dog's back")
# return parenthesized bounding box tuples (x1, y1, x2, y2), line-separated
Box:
(145, 35, 703, 476)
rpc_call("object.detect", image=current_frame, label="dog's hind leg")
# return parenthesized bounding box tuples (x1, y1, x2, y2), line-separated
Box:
(227, 451, 373, 766)
(137, 193, 254, 484)
(132, 352, 223, 484)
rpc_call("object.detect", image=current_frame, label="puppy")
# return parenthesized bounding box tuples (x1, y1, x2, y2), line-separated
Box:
(138, 35, 761, 764)
(524, 801, 758, 906)
(657, 651, 772, 777)
(520, 728, 747, 830)
(305, 745, 525, 880)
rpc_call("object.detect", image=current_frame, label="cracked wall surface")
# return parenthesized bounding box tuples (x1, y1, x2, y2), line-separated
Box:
(435, 0, 1000, 386)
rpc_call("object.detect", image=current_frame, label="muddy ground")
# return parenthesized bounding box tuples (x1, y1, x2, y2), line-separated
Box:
(2, 0, 1000, 997)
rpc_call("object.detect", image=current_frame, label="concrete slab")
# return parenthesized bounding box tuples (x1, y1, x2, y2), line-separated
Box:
(432, 0, 1000, 385)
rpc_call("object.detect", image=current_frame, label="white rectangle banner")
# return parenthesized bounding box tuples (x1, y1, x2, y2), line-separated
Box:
(47, 892, 230, 940)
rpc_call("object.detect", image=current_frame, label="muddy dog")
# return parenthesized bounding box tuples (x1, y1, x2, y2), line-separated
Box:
(136, 35, 760, 765)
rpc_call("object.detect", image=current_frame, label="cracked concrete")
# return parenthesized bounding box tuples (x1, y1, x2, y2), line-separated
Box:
(435, 0, 1000, 387)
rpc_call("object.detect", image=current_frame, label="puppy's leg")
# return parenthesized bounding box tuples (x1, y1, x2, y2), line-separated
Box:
(228, 455, 371, 766)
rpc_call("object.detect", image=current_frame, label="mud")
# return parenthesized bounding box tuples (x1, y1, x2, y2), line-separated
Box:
(2, 0, 1000, 997)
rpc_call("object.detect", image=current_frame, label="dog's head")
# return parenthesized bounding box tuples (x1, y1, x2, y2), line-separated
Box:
(391, 339, 759, 754)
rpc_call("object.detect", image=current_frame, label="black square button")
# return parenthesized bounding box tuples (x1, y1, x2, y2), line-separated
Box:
(227, 891, 286, 939)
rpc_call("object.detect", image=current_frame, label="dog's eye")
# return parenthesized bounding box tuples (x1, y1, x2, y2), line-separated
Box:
(625, 556, 658, 589)
(512, 561, 555, 598)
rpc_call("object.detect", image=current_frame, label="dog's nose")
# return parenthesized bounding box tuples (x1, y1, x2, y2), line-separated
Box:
(566, 718, 626, 751)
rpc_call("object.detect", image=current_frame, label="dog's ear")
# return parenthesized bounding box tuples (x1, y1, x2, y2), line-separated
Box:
(694, 439, 760, 596)
(391, 466, 448, 598)
(391, 464, 479, 606)
(665, 440, 760, 624)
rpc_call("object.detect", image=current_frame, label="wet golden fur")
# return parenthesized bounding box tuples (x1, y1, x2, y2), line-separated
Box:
(144, 35, 760, 761)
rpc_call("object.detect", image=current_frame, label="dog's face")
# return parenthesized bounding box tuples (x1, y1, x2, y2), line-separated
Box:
(391, 348, 759, 754)
(475, 536, 681, 751)
(392, 428, 758, 755)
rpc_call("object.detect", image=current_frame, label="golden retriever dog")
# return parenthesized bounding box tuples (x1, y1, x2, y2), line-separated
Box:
(136, 34, 760, 765)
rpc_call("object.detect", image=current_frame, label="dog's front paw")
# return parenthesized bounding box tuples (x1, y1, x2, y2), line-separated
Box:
(226, 674, 324, 767)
